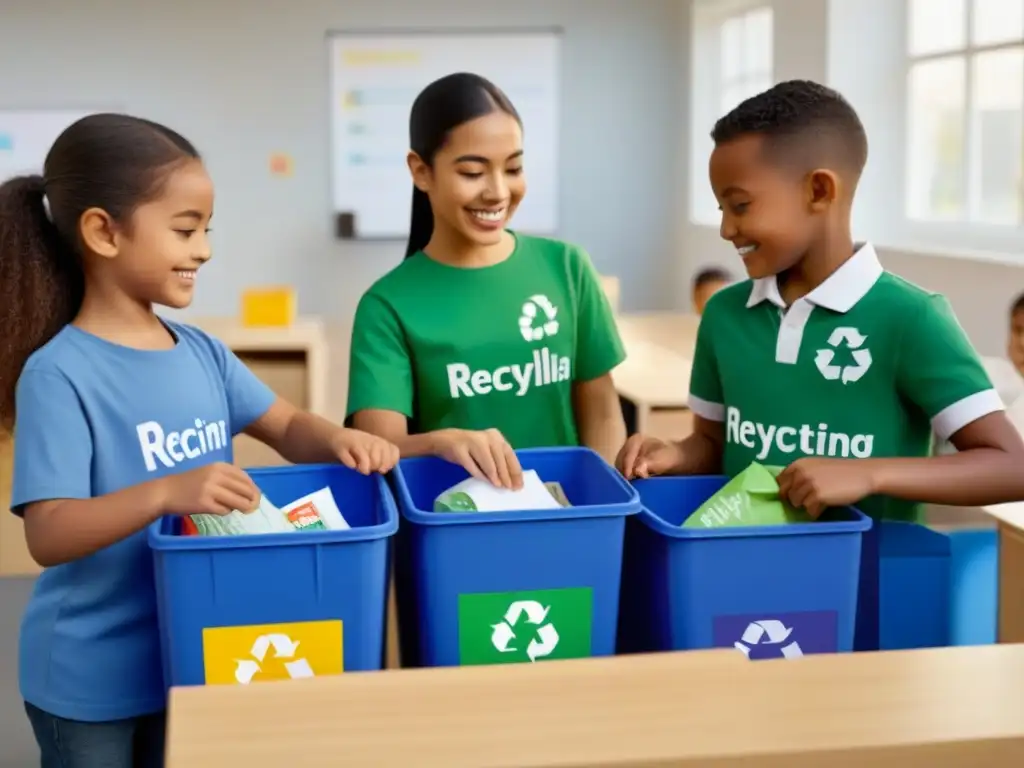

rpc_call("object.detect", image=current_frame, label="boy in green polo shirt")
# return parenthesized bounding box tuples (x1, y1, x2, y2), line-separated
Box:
(618, 80, 1024, 522)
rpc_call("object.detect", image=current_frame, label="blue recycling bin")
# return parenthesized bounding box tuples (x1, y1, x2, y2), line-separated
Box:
(390, 447, 640, 668)
(948, 528, 999, 645)
(619, 476, 872, 659)
(856, 521, 999, 651)
(857, 522, 949, 651)
(149, 463, 397, 688)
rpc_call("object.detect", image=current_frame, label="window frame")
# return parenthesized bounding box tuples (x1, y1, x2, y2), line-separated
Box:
(904, 0, 1024, 233)
(718, 6, 774, 116)
(688, 0, 775, 227)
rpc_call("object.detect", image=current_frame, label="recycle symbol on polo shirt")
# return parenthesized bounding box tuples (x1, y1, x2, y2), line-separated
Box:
(489, 600, 560, 662)
(734, 619, 804, 660)
(518, 294, 560, 342)
(233, 633, 315, 684)
(814, 326, 872, 384)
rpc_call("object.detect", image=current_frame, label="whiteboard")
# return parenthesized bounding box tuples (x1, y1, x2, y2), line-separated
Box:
(328, 30, 561, 239)
(0, 110, 98, 183)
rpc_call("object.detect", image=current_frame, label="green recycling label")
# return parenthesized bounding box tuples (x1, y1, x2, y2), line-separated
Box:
(457, 587, 593, 666)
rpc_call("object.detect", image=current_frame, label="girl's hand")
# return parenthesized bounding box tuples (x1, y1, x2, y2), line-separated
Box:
(776, 458, 877, 519)
(331, 429, 401, 475)
(432, 428, 523, 489)
(161, 462, 261, 516)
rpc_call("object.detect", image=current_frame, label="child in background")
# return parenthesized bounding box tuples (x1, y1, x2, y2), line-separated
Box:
(0, 114, 398, 768)
(692, 266, 732, 315)
(618, 80, 1024, 522)
(1008, 292, 1024, 380)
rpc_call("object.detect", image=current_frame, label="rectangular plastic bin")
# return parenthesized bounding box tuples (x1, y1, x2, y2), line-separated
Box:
(390, 447, 640, 668)
(948, 528, 999, 645)
(619, 476, 872, 659)
(149, 463, 397, 688)
(856, 515, 999, 651)
(856, 521, 950, 651)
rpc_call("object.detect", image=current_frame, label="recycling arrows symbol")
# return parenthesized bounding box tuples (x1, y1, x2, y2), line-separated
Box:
(814, 326, 872, 384)
(234, 633, 314, 684)
(518, 294, 559, 342)
(734, 619, 804, 659)
(490, 599, 560, 662)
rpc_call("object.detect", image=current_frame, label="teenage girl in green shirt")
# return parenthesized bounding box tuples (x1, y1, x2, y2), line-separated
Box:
(346, 73, 627, 488)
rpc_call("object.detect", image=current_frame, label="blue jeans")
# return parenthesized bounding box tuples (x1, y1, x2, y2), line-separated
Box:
(24, 702, 166, 768)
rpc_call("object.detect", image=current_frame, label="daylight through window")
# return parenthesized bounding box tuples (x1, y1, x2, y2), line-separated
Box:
(906, 0, 1024, 226)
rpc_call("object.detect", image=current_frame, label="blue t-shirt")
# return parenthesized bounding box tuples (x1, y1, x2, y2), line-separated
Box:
(11, 320, 276, 722)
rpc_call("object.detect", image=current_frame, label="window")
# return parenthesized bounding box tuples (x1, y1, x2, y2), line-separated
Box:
(690, 2, 774, 225)
(719, 7, 774, 114)
(906, 0, 1024, 226)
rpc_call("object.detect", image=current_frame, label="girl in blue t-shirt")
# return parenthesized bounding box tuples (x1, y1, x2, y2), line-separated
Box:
(0, 114, 399, 768)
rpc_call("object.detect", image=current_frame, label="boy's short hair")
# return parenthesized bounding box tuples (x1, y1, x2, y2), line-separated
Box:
(711, 80, 868, 182)
(693, 266, 732, 289)
(1011, 292, 1024, 316)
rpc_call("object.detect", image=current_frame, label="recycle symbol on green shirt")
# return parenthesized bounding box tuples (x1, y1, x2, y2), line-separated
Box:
(490, 600, 560, 661)
(814, 326, 872, 385)
(519, 294, 559, 342)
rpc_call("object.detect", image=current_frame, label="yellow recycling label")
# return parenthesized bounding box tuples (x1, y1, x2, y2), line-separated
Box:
(202, 619, 343, 685)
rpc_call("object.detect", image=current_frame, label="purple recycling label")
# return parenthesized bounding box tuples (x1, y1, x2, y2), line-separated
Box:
(712, 610, 839, 660)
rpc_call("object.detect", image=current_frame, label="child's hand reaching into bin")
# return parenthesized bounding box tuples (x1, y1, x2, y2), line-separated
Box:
(330, 429, 400, 475)
(432, 428, 524, 490)
(616, 435, 688, 479)
(776, 458, 876, 519)
(159, 462, 262, 517)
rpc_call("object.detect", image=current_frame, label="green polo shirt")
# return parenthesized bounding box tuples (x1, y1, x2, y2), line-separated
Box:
(688, 243, 1002, 522)
(345, 232, 626, 449)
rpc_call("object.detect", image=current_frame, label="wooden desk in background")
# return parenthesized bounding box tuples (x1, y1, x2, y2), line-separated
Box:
(616, 311, 701, 359)
(166, 644, 1024, 766)
(981, 501, 1024, 644)
(614, 339, 692, 438)
(614, 312, 699, 440)
(188, 317, 329, 469)
(0, 433, 26, 577)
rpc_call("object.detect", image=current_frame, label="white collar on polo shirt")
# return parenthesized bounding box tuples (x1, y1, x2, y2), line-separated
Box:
(745, 242, 885, 312)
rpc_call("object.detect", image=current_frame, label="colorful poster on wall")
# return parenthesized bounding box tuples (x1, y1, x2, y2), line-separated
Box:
(269, 152, 294, 177)
(328, 31, 561, 238)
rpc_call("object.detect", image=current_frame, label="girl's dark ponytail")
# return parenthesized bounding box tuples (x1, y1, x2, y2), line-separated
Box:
(0, 113, 199, 432)
(0, 174, 84, 432)
(404, 186, 434, 260)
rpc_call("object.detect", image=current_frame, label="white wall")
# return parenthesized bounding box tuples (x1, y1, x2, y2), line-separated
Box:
(680, 0, 1024, 358)
(1, 0, 687, 318)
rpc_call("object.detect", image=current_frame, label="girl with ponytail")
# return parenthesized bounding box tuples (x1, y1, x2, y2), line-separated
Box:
(0, 114, 396, 767)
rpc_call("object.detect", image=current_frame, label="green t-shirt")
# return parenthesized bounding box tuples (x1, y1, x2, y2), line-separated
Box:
(688, 243, 1002, 522)
(346, 232, 626, 449)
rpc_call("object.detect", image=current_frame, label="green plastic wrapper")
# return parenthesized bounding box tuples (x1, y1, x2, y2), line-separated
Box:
(682, 462, 813, 529)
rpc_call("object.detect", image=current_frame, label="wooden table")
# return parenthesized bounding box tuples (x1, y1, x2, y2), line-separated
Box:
(0, 433, 28, 576)
(614, 339, 692, 436)
(186, 317, 328, 467)
(166, 644, 1024, 766)
(613, 312, 699, 439)
(616, 311, 701, 359)
(981, 500, 1024, 644)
